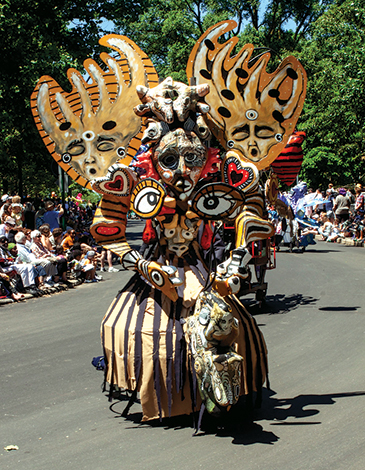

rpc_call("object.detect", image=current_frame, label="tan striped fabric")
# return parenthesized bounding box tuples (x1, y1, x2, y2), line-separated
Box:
(101, 242, 268, 421)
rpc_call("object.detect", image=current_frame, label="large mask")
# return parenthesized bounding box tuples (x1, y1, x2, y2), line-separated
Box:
(153, 129, 207, 201)
(31, 35, 158, 187)
(187, 20, 307, 171)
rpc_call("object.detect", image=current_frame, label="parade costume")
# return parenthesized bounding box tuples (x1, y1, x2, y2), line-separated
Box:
(31, 21, 306, 422)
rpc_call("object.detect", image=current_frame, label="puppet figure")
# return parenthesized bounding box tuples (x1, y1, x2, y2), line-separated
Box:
(32, 20, 306, 423)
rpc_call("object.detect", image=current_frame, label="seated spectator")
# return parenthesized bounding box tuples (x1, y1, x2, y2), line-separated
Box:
(30, 230, 60, 287)
(0, 266, 25, 301)
(81, 250, 98, 283)
(1, 234, 40, 296)
(49, 227, 64, 249)
(54, 245, 72, 286)
(39, 224, 53, 252)
(22, 228, 33, 248)
(62, 228, 92, 254)
(318, 212, 333, 241)
(0, 217, 16, 240)
(68, 249, 84, 280)
(62, 228, 76, 251)
(326, 220, 342, 243)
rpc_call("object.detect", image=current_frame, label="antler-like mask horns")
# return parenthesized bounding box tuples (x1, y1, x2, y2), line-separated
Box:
(187, 20, 307, 170)
(31, 35, 158, 187)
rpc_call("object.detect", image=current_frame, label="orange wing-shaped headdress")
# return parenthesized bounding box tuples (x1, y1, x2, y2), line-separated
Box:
(187, 20, 307, 171)
(31, 35, 158, 188)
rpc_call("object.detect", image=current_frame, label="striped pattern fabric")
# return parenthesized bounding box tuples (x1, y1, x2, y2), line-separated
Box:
(271, 131, 306, 186)
(101, 241, 268, 421)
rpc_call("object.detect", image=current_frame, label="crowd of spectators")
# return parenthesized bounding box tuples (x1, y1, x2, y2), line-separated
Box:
(304, 183, 365, 243)
(0, 193, 120, 304)
(271, 183, 365, 249)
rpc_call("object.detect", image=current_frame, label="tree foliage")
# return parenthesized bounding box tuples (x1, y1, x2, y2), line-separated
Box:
(298, 0, 365, 188)
(0, 0, 363, 195)
(0, 0, 105, 196)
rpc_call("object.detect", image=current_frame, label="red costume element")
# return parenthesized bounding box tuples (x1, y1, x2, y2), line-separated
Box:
(200, 222, 214, 250)
(200, 148, 221, 179)
(142, 219, 157, 244)
(134, 151, 160, 180)
(271, 131, 306, 186)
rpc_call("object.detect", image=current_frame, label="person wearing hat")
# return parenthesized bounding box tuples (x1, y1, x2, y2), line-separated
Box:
(333, 188, 351, 224)
(81, 250, 98, 283)
(355, 184, 364, 216)
(42, 200, 64, 231)
(0, 217, 16, 239)
(0, 194, 12, 205)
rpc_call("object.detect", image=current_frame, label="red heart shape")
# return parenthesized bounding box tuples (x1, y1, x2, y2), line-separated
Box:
(227, 162, 249, 187)
(103, 175, 124, 192)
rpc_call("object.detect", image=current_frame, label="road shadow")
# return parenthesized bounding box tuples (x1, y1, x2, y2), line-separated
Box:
(244, 293, 318, 315)
(318, 306, 360, 312)
(107, 387, 365, 445)
(257, 388, 365, 423)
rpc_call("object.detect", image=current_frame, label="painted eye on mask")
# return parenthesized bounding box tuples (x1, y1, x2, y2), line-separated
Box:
(130, 178, 166, 218)
(160, 153, 179, 170)
(184, 152, 199, 166)
(191, 183, 244, 220)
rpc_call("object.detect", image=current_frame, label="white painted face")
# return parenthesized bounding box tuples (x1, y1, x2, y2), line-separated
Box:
(63, 131, 126, 180)
(226, 111, 284, 163)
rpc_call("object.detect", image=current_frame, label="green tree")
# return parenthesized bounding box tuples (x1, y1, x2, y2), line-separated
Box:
(0, 0, 106, 196)
(298, 0, 365, 188)
(110, 0, 338, 81)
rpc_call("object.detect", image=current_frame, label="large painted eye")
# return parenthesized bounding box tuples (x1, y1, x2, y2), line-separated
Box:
(82, 130, 95, 141)
(191, 183, 244, 220)
(182, 230, 194, 240)
(130, 178, 166, 219)
(184, 152, 198, 166)
(67, 141, 85, 156)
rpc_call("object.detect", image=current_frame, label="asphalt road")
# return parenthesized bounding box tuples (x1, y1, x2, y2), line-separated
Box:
(1, 222, 365, 470)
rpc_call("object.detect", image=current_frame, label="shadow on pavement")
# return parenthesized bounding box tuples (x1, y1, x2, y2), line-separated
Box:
(257, 388, 365, 423)
(245, 293, 318, 315)
(107, 387, 365, 446)
(318, 306, 360, 311)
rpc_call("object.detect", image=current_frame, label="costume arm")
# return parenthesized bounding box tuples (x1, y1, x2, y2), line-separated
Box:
(90, 164, 182, 301)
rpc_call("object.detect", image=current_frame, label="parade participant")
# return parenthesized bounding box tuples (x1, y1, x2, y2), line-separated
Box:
(32, 21, 306, 423)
